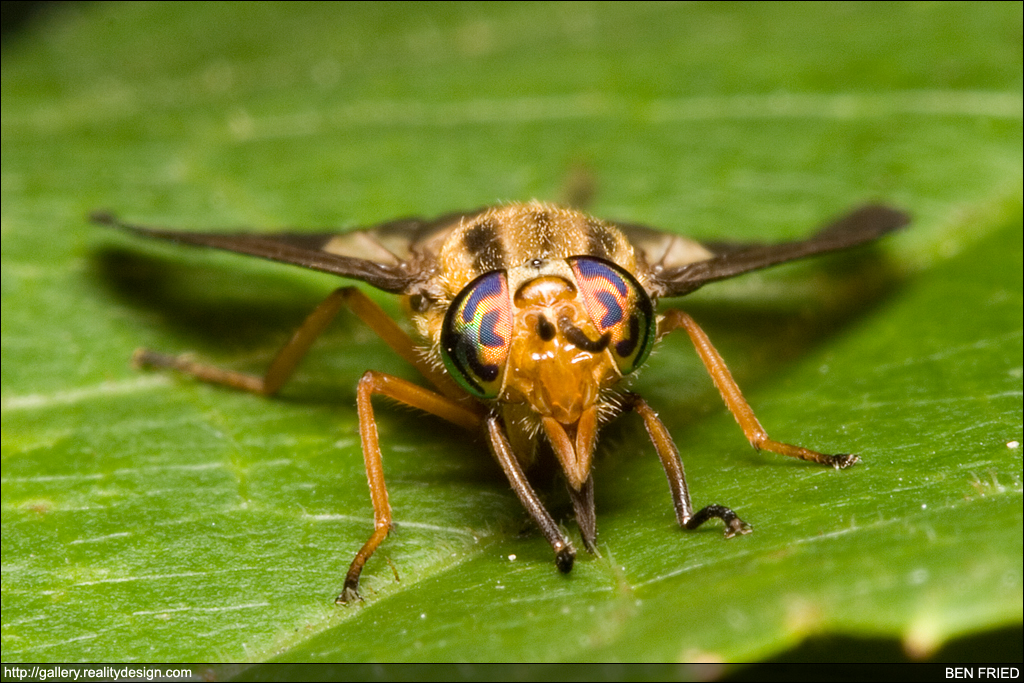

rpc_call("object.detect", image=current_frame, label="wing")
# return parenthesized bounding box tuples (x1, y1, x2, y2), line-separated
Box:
(91, 209, 487, 294)
(621, 204, 911, 298)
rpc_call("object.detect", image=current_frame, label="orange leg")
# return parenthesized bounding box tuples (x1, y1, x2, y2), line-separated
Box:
(623, 393, 751, 537)
(132, 286, 485, 601)
(338, 371, 483, 603)
(659, 309, 858, 469)
(134, 286, 469, 400)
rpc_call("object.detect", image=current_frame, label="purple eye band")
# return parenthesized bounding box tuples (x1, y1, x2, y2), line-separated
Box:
(461, 272, 504, 323)
(575, 259, 628, 296)
(568, 256, 655, 373)
(593, 290, 624, 328)
(441, 269, 512, 399)
(479, 310, 507, 347)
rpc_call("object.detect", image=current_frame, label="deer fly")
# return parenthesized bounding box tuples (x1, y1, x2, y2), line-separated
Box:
(93, 201, 909, 603)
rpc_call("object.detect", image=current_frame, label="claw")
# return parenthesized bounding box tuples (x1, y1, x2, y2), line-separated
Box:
(724, 517, 753, 538)
(335, 585, 362, 605)
(829, 453, 860, 469)
(555, 544, 576, 573)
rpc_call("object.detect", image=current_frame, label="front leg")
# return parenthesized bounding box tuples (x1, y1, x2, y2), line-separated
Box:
(338, 371, 483, 604)
(660, 309, 859, 469)
(622, 393, 751, 538)
(485, 416, 576, 573)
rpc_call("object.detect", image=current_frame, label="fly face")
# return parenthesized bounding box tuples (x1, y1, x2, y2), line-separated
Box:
(440, 254, 656, 424)
(95, 200, 909, 603)
(504, 259, 620, 425)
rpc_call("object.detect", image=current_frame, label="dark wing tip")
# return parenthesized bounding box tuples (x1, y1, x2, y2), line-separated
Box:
(89, 210, 118, 226)
(89, 211, 191, 243)
(816, 203, 911, 242)
(90, 210, 154, 236)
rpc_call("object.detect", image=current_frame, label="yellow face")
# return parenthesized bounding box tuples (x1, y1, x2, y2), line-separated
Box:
(503, 269, 612, 425)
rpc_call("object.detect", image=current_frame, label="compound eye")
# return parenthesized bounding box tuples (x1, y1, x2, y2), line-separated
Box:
(568, 256, 656, 375)
(441, 270, 513, 399)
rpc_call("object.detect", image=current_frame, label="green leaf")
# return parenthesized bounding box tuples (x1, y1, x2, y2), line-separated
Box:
(3, 1, 1020, 665)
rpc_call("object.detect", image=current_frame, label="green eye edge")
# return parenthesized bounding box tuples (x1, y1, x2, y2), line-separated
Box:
(440, 270, 513, 399)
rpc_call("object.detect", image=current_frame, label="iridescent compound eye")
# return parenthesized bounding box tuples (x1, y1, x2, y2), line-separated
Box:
(568, 256, 656, 375)
(441, 270, 513, 399)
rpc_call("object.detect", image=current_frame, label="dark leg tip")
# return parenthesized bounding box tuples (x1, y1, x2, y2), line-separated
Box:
(335, 583, 362, 605)
(829, 453, 860, 469)
(555, 544, 576, 573)
(723, 516, 753, 538)
(685, 504, 752, 538)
